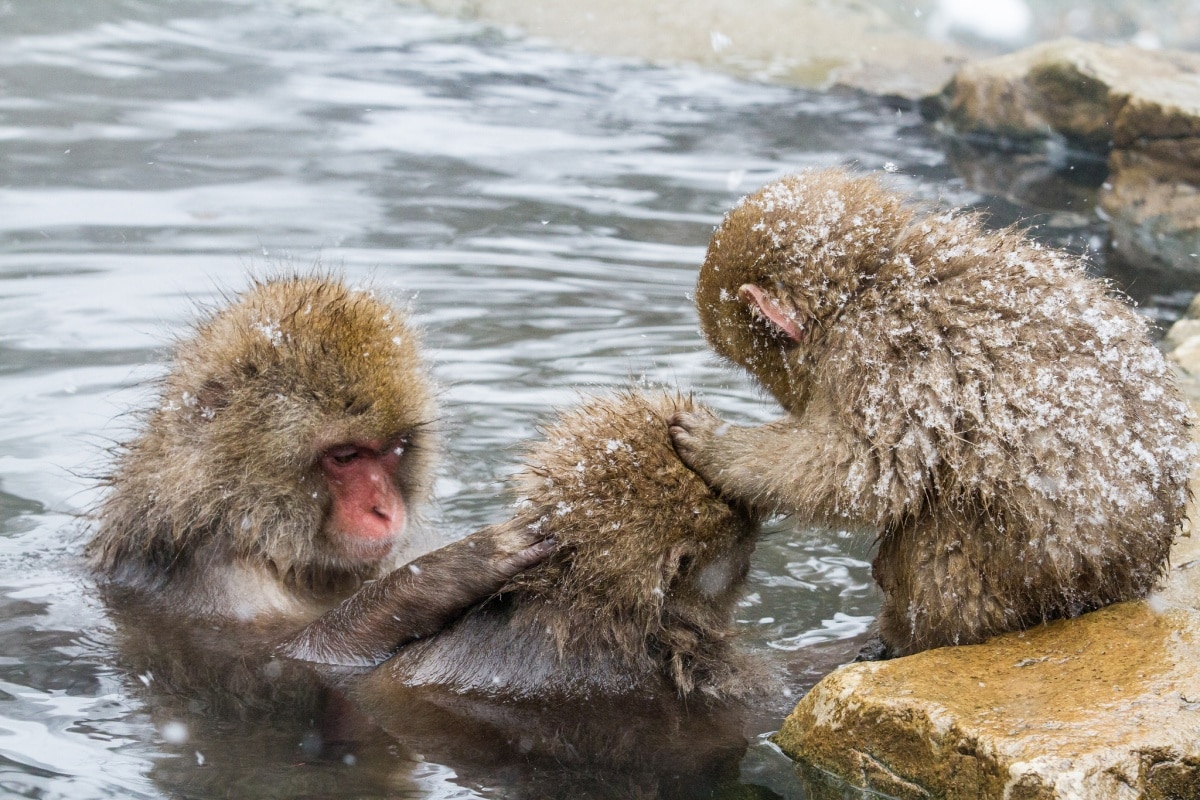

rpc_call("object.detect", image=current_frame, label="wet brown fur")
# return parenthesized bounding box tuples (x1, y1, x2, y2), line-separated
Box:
(88, 275, 438, 617)
(381, 390, 766, 700)
(672, 168, 1195, 656)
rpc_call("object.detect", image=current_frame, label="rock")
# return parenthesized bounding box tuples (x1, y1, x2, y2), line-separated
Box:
(1166, 324, 1200, 370)
(1101, 149, 1200, 275)
(776, 600, 1200, 798)
(774, 407, 1200, 799)
(928, 39, 1200, 273)
(1166, 294, 1200, 351)
(1166, 297, 1200, 404)
(932, 38, 1200, 151)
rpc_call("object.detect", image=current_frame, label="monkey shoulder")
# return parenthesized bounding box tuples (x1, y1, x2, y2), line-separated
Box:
(103, 554, 331, 626)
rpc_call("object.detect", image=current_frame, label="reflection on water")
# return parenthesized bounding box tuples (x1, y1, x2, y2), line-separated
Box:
(0, 0, 1196, 797)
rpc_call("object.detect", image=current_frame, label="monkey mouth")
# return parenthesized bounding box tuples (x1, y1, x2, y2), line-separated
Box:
(329, 526, 402, 566)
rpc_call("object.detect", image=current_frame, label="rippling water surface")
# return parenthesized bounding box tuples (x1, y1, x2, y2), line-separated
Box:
(1, 1, 1195, 798)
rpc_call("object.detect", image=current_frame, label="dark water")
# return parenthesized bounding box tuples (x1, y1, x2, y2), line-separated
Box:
(0, 1, 1196, 798)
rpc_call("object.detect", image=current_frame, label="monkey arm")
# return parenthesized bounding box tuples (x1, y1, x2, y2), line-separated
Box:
(670, 395, 891, 526)
(279, 523, 553, 667)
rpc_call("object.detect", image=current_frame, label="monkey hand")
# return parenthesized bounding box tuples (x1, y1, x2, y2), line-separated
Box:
(280, 525, 553, 667)
(668, 408, 728, 488)
(459, 521, 556, 584)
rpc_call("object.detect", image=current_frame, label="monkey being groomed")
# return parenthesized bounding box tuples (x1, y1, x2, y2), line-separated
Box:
(670, 167, 1195, 658)
(338, 391, 772, 796)
(89, 275, 551, 666)
(371, 389, 768, 702)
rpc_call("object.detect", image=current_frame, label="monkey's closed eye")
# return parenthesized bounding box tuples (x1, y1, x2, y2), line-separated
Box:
(327, 445, 361, 465)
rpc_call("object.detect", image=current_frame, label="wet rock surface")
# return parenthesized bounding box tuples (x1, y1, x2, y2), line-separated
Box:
(774, 383, 1200, 799)
(928, 38, 1200, 273)
(776, 595, 1200, 798)
(1102, 149, 1200, 275)
(931, 39, 1200, 151)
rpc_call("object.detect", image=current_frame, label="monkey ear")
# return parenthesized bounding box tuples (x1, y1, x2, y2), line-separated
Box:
(738, 284, 803, 342)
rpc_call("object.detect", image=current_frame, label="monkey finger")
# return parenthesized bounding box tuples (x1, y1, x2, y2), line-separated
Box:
(499, 537, 557, 575)
(668, 408, 722, 432)
(667, 410, 717, 460)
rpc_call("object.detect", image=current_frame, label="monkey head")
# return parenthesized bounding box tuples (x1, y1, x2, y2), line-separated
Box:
(695, 169, 911, 411)
(504, 390, 760, 691)
(93, 275, 438, 585)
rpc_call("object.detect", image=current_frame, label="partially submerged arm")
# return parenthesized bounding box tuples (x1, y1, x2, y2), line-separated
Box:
(280, 522, 553, 667)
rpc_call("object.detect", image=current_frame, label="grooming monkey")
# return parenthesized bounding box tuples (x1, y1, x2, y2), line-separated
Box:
(671, 168, 1194, 657)
(89, 275, 550, 665)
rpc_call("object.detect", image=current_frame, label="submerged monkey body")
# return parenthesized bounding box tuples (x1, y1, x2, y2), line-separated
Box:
(673, 169, 1194, 656)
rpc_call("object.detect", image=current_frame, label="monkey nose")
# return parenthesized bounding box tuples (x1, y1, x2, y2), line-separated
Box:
(371, 493, 406, 531)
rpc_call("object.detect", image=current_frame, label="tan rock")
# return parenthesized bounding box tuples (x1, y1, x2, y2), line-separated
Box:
(1101, 149, 1200, 274)
(931, 38, 1200, 272)
(775, 444, 1200, 798)
(1167, 300, 1200, 406)
(934, 38, 1200, 151)
(1164, 320, 1200, 359)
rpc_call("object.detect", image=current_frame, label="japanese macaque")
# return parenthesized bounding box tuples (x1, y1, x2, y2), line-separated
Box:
(670, 168, 1195, 657)
(88, 275, 551, 665)
(370, 389, 767, 701)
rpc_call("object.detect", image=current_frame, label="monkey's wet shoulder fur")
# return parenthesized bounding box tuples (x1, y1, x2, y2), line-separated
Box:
(672, 167, 1195, 657)
(379, 390, 769, 701)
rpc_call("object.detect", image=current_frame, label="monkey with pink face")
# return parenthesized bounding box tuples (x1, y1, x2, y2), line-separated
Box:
(89, 275, 552, 665)
(671, 168, 1194, 658)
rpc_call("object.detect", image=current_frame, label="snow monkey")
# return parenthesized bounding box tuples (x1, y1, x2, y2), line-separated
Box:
(372, 390, 766, 700)
(670, 168, 1194, 657)
(89, 275, 552, 665)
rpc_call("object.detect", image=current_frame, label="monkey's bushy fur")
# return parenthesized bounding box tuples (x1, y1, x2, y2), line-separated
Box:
(676, 168, 1194, 655)
(90, 276, 438, 596)
(383, 390, 765, 700)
